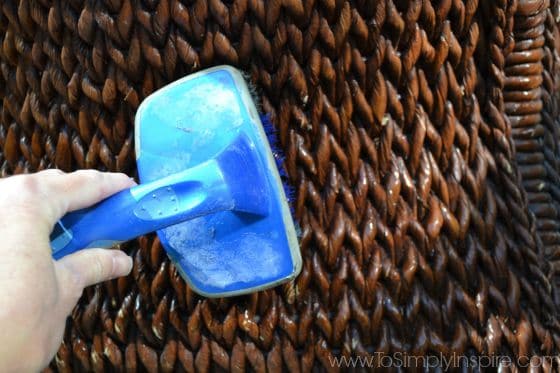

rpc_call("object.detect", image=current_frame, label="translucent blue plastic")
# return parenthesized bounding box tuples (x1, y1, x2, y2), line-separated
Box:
(50, 66, 301, 297)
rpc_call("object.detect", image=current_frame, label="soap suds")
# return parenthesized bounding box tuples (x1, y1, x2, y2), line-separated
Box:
(164, 223, 282, 289)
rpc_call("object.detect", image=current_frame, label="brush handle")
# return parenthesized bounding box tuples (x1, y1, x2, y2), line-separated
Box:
(50, 160, 232, 260)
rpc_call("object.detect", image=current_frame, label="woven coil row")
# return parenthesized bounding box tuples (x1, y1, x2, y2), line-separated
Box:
(506, 0, 560, 301)
(2, 0, 560, 371)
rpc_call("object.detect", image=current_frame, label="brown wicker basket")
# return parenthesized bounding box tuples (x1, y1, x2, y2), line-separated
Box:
(2, 0, 560, 371)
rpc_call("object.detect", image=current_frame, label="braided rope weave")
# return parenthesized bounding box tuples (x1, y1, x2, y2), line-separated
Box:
(2, 0, 560, 371)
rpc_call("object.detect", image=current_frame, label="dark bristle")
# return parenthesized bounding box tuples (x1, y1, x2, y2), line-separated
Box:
(245, 83, 298, 231)
(261, 114, 280, 151)
(282, 183, 297, 216)
(241, 73, 302, 242)
(277, 165, 288, 178)
(273, 152, 285, 165)
(259, 113, 297, 216)
(260, 114, 275, 134)
(283, 184, 296, 204)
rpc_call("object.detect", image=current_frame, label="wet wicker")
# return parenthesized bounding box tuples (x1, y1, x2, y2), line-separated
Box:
(2, 0, 560, 371)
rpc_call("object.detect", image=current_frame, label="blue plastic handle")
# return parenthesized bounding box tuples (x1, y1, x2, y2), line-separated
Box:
(50, 134, 269, 260)
(51, 159, 233, 259)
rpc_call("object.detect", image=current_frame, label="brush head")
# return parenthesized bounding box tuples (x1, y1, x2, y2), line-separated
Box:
(134, 66, 302, 297)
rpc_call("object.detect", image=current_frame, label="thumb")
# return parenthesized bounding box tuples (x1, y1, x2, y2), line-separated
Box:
(56, 248, 133, 291)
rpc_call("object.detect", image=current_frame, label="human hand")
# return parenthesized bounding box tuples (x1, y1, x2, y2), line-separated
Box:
(0, 169, 136, 372)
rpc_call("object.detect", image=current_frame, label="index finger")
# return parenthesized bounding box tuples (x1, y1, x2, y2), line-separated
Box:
(33, 169, 136, 226)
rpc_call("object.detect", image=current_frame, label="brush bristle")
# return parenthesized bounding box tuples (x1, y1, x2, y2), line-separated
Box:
(241, 68, 299, 229)
(260, 114, 297, 217)
(241, 71, 263, 112)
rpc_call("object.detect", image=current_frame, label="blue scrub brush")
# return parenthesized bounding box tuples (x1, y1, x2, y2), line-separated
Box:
(49, 66, 302, 297)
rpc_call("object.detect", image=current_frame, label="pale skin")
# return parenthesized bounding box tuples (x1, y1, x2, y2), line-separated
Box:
(0, 169, 136, 372)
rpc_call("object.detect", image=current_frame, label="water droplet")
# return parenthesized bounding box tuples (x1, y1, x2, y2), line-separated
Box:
(171, 197, 176, 201)
(158, 211, 162, 215)
(167, 187, 171, 192)
(152, 194, 156, 198)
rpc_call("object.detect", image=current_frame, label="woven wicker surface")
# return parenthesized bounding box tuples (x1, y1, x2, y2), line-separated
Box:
(2, 0, 560, 371)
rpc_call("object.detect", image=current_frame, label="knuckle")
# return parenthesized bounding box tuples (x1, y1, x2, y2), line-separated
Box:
(92, 254, 112, 283)
(17, 174, 41, 195)
(92, 256, 105, 280)
(76, 169, 103, 182)
(77, 169, 106, 196)
(39, 168, 65, 177)
(9, 175, 42, 205)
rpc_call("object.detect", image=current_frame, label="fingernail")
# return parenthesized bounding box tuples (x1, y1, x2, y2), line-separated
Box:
(113, 253, 133, 277)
